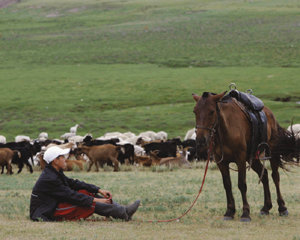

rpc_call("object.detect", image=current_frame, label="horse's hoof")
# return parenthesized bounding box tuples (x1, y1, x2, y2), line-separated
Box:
(223, 216, 234, 221)
(279, 210, 289, 216)
(260, 210, 269, 216)
(240, 217, 251, 222)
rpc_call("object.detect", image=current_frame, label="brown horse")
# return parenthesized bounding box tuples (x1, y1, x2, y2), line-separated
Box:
(193, 91, 298, 221)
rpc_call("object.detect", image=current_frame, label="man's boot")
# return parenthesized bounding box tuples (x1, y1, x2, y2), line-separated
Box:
(125, 200, 140, 221)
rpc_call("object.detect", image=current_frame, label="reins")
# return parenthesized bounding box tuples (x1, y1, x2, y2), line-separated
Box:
(195, 101, 224, 164)
(141, 140, 213, 223)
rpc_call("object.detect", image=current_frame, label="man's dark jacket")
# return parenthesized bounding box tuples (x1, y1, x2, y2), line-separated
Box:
(30, 165, 100, 221)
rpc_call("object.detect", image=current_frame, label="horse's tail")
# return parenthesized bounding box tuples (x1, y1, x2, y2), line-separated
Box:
(271, 124, 300, 169)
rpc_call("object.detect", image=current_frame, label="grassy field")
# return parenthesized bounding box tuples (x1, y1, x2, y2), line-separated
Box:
(0, 163, 300, 240)
(0, 0, 299, 141)
(0, 1, 300, 239)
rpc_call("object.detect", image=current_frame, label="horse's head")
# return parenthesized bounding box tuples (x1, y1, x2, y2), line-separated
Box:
(192, 91, 226, 157)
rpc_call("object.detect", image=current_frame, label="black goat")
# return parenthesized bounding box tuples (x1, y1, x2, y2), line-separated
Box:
(83, 136, 120, 146)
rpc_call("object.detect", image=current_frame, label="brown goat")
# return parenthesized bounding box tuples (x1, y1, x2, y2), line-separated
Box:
(134, 155, 152, 167)
(0, 148, 20, 174)
(38, 151, 86, 171)
(65, 159, 84, 171)
(77, 144, 120, 172)
(36, 152, 46, 170)
(159, 150, 190, 167)
(134, 150, 161, 167)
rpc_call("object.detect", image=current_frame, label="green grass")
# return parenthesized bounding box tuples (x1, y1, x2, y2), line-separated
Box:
(0, 2, 299, 239)
(1, 164, 300, 240)
(0, 0, 299, 141)
(0, 64, 299, 140)
(1, 1, 299, 67)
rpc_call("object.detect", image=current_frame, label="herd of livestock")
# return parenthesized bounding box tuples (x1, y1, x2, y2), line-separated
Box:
(0, 125, 202, 174)
(0, 123, 299, 175)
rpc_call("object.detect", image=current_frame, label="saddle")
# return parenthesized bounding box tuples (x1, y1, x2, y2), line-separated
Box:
(223, 89, 268, 161)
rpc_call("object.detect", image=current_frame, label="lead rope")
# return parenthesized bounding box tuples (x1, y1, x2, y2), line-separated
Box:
(140, 139, 213, 223)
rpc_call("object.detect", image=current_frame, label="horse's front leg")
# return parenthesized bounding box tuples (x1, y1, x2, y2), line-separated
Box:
(237, 161, 251, 222)
(217, 161, 236, 220)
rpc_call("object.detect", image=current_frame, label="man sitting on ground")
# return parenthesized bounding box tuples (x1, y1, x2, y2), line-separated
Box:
(30, 146, 140, 221)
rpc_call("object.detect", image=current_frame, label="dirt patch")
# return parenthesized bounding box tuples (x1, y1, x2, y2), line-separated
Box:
(0, 0, 20, 9)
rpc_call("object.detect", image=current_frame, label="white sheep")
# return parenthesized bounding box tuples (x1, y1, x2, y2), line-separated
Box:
(104, 132, 123, 138)
(45, 142, 76, 150)
(60, 132, 75, 140)
(184, 128, 196, 140)
(38, 132, 48, 140)
(138, 131, 157, 141)
(156, 131, 168, 140)
(70, 124, 79, 134)
(125, 136, 139, 145)
(287, 124, 300, 139)
(68, 135, 85, 143)
(123, 132, 136, 139)
(134, 145, 146, 156)
(0, 135, 6, 144)
(15, 135, 31, 142)
(136, 135, 152, 143)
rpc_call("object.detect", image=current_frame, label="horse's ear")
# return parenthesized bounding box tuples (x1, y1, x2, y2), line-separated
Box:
(192, 93, 200, 102)
(212, 91, 227, 102)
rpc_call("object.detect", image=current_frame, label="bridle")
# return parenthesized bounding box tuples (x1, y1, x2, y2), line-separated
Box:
(195, 101, 224, 163)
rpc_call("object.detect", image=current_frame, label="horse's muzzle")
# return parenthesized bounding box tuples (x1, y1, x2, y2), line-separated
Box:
(195, 137, 209, 160)
(196, 136, 207, 149)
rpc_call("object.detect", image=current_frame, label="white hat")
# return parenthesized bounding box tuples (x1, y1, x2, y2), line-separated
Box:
(43, 146, 70, 164)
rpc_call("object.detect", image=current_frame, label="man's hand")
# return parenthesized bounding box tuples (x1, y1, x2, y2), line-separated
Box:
(98, 189, 112, 199)
(93, 198, 111, 204)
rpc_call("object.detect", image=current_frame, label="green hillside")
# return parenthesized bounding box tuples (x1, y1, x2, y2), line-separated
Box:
(0, 0, 299, 140)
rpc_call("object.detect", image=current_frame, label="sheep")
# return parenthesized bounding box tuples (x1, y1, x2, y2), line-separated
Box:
(123, 132, 136, 139)
(287, 124, 300, 139)
(134, 145, 146, 156)
(184, 128, 196, 141)
(68, 135, 85, 144)
(45, 142, 75, 150)
(60, 132, 76, 140)
(70, 124, 79, 134)
(155, 131, 168, 140)
(0, 135, 6, 144)
(15, 135, 31, 142)
(103, 132, 123, 139)
(138, 131, 157, 141)
(38, 132, 48, 140)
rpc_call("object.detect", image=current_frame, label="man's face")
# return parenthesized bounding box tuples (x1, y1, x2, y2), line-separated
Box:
(55, 155, 67, 170)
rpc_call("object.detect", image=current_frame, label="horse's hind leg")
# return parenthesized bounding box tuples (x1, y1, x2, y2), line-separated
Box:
(270, 159, 288, 216)
(237, 161, 251, 221)
(251, 160, 272, 215)
(217, 162, 236, 220)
